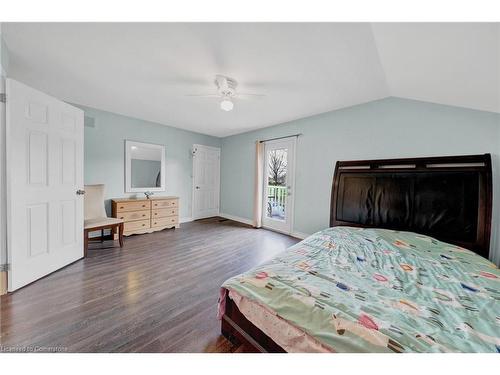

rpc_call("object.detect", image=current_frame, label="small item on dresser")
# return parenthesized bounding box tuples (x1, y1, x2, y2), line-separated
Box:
(144, 191, 154, 199)
(111, 196, 179, 236)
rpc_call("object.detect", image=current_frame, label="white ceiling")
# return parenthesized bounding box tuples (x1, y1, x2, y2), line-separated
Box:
(371, 23, 500, 113)
(2, 23, 499, 137)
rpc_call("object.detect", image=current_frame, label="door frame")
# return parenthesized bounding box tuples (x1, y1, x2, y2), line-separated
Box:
(191, 144, 221, 220)
(261, 137, 297, 235)
(0, 73, 6, 295)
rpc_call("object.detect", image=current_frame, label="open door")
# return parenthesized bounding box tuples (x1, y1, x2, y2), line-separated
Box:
(6, 79, 84, 291)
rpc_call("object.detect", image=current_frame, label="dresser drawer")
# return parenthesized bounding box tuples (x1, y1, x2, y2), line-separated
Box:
(124, 219, 150, 232)
(116, 210, 150, 221)
(116, 200, 150, 212)
(152, 199, 178, 209)
(152, 207, 178, 219)
(152, 216, 178, 228)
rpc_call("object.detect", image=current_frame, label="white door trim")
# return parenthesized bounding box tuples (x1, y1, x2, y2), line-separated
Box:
(0, 74, 6, 294)
(261, 136, 296, 235)
(192, 144, 221, 220)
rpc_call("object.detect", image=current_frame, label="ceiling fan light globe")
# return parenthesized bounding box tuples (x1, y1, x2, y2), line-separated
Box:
(220, 99, 234, 111)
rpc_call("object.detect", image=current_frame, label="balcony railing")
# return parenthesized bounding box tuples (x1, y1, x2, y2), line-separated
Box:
(267, 185, 287, 219)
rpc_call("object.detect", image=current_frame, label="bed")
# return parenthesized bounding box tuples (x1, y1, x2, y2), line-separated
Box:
(219, 154, 499, 353)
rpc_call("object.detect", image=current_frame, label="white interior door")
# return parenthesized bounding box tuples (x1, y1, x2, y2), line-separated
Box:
(192, 144, 220, 220)
(6, 79, 84, 291)
(262, 138, 296, 234)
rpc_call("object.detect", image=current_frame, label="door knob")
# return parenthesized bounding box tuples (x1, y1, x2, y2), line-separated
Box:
(195, 186, 200, 189)
(76, 189, 85, 195)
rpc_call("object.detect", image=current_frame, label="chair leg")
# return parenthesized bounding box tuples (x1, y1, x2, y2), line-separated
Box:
(101, 229, 104, 242)
(84, 229, 89, 257)
(118, 223, 124, 247)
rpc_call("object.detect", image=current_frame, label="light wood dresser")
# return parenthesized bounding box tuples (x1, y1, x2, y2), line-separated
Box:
(111, 196, 179, 236)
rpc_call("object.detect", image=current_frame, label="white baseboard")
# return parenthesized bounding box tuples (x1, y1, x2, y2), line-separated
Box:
(180, 217, 193, 223)
(219, 213, 254, 226)
(219, 213, 310, 240)
(263, 226, 310, 240)
(291, 231, 310, 240)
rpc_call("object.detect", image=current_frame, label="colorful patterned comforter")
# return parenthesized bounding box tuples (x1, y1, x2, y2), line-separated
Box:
(222, 227, 500, 352)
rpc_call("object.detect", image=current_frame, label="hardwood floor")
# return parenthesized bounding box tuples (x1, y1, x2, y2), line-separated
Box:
(0, 218, 299, 352)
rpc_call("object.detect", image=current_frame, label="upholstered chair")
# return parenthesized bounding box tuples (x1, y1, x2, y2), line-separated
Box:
(84, 184, 124, 257)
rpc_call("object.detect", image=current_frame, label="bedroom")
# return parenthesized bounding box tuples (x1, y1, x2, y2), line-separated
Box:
(1, 0, 499, 372)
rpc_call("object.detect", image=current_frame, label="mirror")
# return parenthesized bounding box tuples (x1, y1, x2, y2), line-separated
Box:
(125, 140, 165, 193)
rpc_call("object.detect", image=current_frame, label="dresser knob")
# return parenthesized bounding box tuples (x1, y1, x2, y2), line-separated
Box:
(142, 224, 145, 226)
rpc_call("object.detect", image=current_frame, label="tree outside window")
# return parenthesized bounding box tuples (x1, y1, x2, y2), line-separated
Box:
(268, 149, 287, 186)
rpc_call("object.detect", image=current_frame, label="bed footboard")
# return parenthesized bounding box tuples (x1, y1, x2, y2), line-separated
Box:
(221, 293, 286, 353)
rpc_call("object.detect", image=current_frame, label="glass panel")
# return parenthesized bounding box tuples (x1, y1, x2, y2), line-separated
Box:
(266, 148, 287, 220)
(130, 145, 162, 188)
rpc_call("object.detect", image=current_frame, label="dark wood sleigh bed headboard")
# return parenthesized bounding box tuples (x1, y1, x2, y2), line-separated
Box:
(330, 154, 492, 259)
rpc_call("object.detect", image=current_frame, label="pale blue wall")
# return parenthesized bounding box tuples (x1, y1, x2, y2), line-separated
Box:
(80, 97, 500, 263)
(220, 97, 500, 263)
(80, 105, 220, 219)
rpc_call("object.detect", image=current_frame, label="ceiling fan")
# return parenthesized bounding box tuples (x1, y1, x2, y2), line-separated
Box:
(186, 75, 266, 111)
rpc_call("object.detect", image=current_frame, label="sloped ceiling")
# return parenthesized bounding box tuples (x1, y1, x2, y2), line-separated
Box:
(2, 22, 499, 137)
(371, 23, 500, 114)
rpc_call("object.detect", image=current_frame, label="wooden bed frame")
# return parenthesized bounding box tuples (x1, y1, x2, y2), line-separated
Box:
(221, 153, 493, 353)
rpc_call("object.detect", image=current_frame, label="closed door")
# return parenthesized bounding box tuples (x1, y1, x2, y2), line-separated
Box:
(6, 79, 84, 291)
(262, 138, 296, 234)
(192, 144, 220, 219)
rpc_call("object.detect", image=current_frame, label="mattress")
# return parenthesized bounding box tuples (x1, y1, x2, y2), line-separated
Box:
(221, 226, 500, 352)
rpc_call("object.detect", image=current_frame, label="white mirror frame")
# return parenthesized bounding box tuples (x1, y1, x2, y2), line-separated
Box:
(125, 140, 166, 193)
